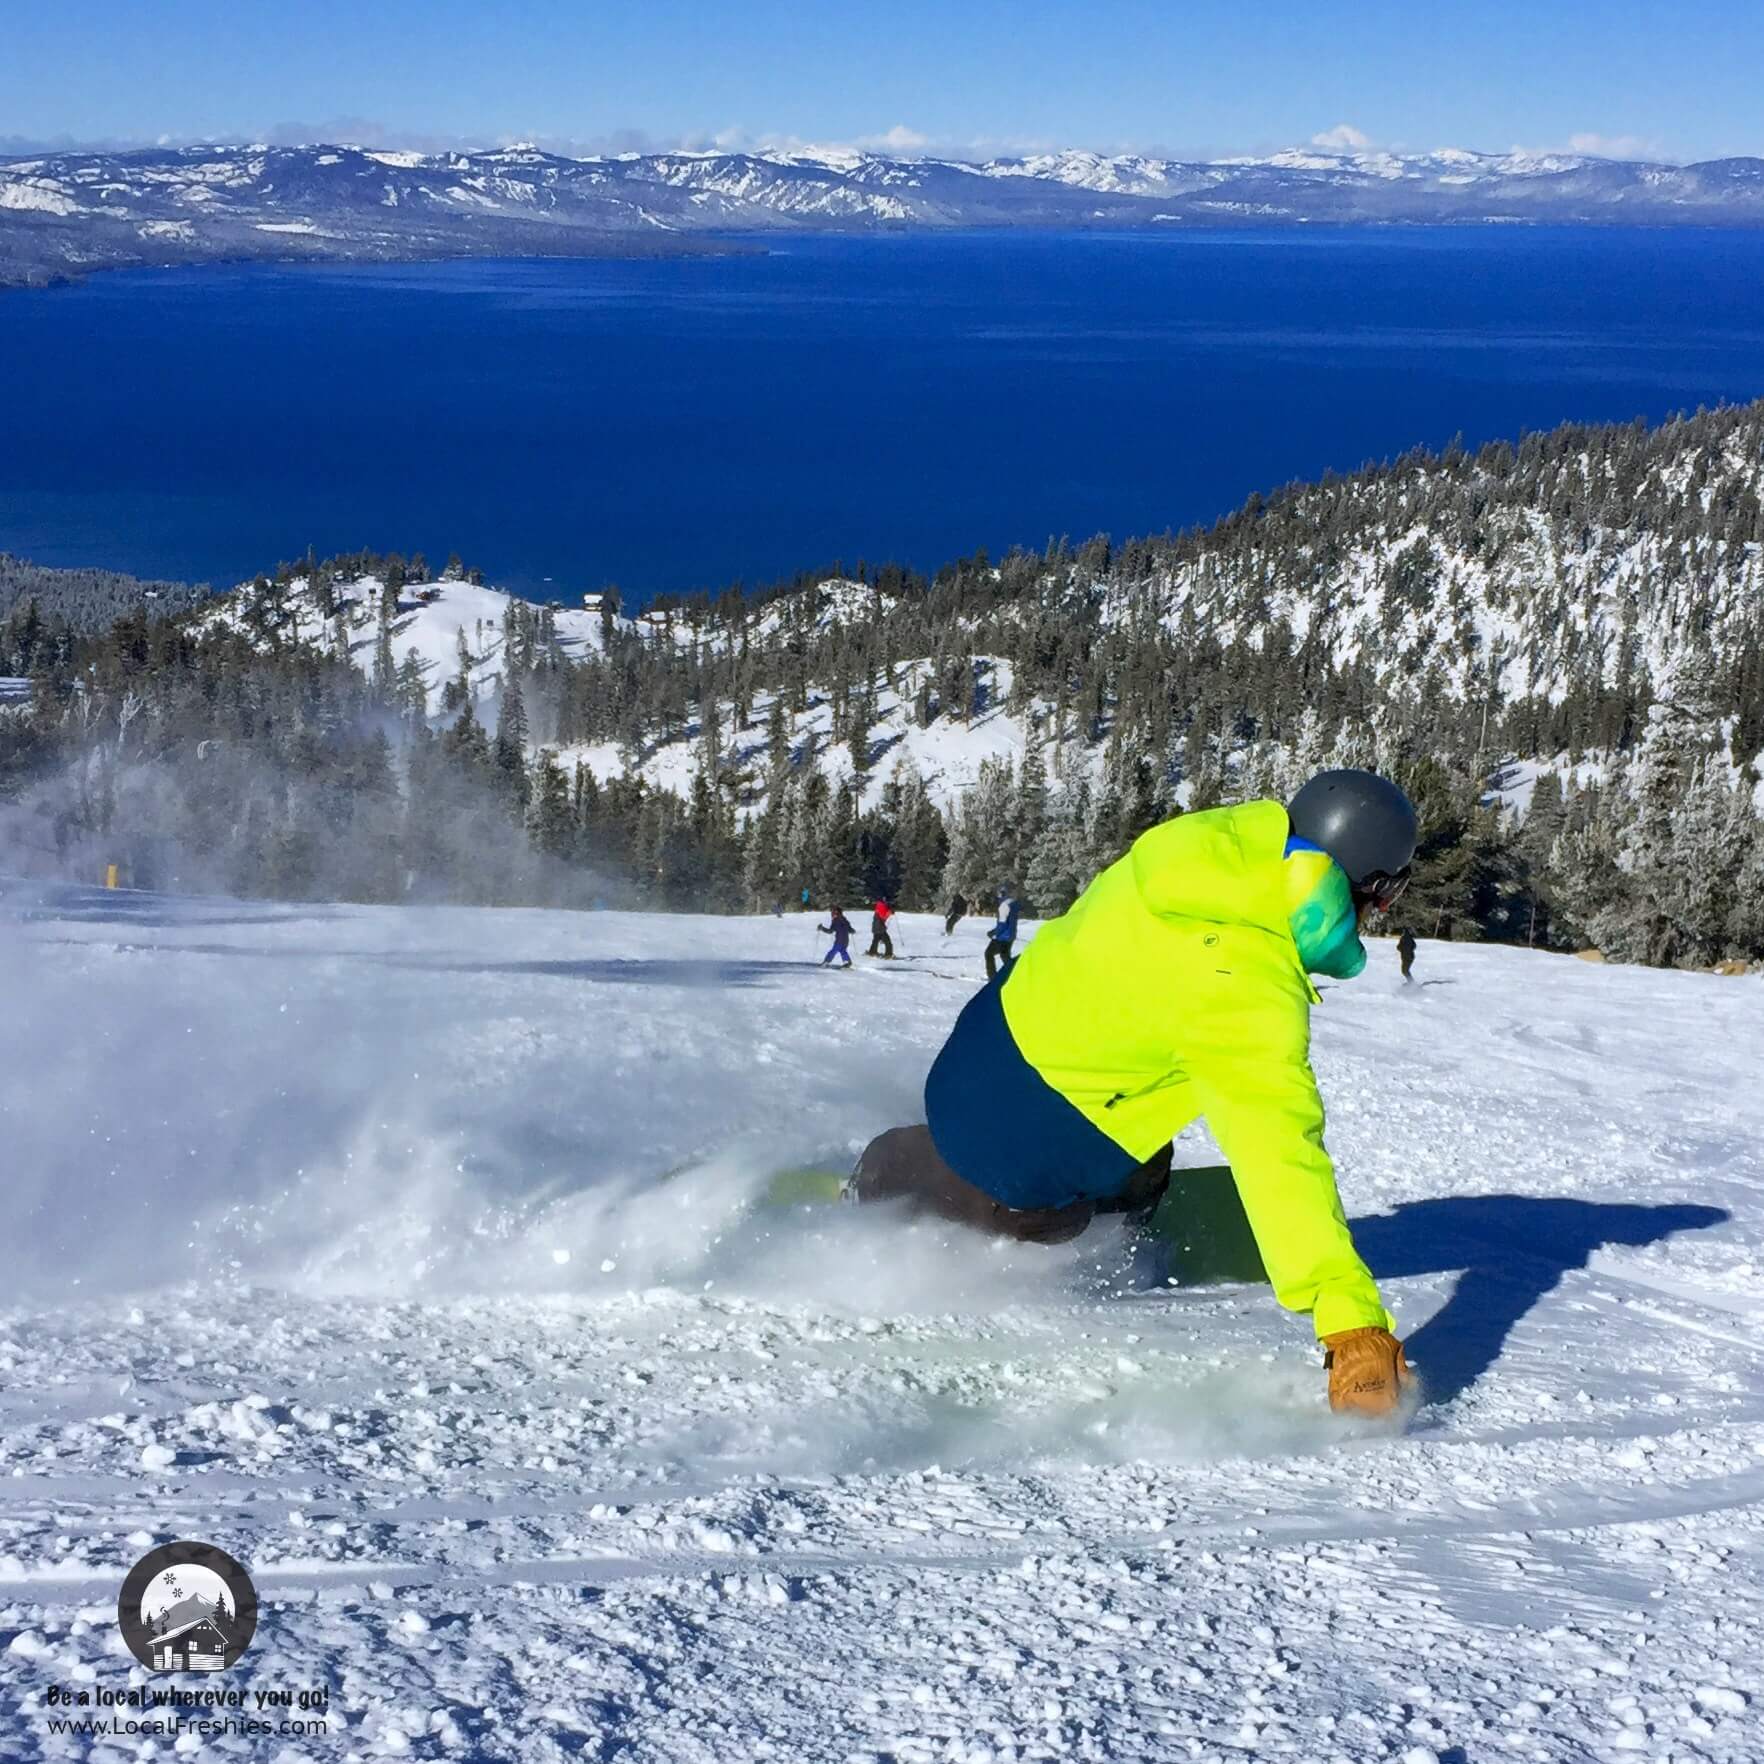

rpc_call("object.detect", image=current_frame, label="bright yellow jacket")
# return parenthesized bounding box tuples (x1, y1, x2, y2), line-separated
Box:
(1000, 799, 1392, 1338)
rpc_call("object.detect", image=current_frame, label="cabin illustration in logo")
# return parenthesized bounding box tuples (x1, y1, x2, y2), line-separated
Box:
(120, 1541, 260, 1674)
(148, 1592, 233, 1671)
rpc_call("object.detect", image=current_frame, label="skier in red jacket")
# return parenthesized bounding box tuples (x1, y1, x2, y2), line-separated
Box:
(867, 899, 896, 959)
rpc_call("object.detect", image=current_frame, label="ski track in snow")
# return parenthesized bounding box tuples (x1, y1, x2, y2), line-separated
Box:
(2, 884, 1762, 1760)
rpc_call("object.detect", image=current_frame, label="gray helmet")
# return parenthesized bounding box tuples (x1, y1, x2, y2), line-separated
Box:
(1288, 769, 1418, 899)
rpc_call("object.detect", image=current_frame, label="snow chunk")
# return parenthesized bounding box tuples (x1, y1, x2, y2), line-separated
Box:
(1694, 1686, 1749, 1716)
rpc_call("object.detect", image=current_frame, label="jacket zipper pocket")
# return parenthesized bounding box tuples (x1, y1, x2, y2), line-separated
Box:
(1105, 1069, 1184, 1109)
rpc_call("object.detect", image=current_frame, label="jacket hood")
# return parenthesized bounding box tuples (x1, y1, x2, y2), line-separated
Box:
(1129, 800, 1294, 938)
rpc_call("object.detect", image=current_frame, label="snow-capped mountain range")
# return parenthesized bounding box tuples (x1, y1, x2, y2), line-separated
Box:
(5, 139, 1764, 286)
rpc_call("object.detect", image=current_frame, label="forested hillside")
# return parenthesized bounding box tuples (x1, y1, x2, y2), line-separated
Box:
(4, 402, 1764, 967)
(0, 554, 207, 630)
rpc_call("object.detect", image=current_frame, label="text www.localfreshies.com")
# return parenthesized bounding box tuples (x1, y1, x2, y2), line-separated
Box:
(46, 1714, 328, 1741)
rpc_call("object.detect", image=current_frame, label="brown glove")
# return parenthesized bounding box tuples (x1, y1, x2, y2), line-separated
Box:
(1322, 1327, 1411, 1418)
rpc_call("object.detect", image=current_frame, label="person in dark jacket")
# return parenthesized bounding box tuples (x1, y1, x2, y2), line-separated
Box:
(943, 893, 969, 938)
(868, 899, 896, 959)
(984, 892, 1021, 981)
(1397, 928, 1417, 982)
(819, 907, 854, 968)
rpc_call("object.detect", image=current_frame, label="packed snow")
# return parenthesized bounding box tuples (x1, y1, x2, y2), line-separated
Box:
(2, 880, 1762, 1759)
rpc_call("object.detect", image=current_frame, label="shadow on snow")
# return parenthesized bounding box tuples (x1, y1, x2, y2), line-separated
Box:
(1353, 1194, 1729, 1404)
(1162, 1171, 1727, 1403)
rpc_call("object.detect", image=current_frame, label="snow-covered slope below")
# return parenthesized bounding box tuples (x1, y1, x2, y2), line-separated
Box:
(2, 885, 1761, 1758)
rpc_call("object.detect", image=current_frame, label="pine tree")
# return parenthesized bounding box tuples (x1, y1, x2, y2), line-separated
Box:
(781, 769, 829, 902)
(942, 758, 1015, 902)
(440, 627, 474, 716)
(742, 794, 787, 911)
(371, 594, 396, 700)
(1665, 759, 1758, 962)
(396, 649, 430, 724)
(765, 693, 791, 786)
(845, 669, 875, 780)
(1397, 757, 1479, 938)
(528, 751, 574, 861)
(815, 779, 865, 905)
(494, 676, 530, 810)
(697, 693, 722, 795)
(889, 762, 949, 909)
(1547, 787, 1631, 956)
(1603, 636, 1726, 963)
(443, 699, 491, 771)
(1011, 722, 1050, 882)
(1024, 777, 1093, 915)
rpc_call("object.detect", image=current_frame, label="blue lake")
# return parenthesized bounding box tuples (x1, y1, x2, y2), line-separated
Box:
(5, 229, 1764, 599)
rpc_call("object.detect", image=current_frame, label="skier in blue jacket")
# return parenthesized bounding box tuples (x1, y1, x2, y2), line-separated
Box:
(819, 906, 854, 968)
(985, 892, 1021, 981)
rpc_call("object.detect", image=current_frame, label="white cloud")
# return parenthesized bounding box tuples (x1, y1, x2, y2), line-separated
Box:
(1566, 131, 1665, 160)
(675, 123, 935, 160)
(1310, 124, 1372, 152)
(857, 124, 930, 154)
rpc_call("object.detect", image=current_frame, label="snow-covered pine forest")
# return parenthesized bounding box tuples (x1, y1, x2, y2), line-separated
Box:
(5, 400, 1764, 968)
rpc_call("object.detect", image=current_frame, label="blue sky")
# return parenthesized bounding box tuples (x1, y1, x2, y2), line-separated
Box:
(5, 0, 1759, 163)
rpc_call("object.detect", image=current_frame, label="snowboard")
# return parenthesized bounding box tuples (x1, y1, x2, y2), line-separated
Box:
(761, 1159, 1271, 1289)
(762, 1165, 848, 1205)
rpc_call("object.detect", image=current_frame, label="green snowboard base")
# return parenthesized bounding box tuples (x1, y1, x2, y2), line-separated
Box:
(1146, 1163, 1270, 1286)
(761, 1160, 1270, 1288)
(762, 1166, 849, 1205)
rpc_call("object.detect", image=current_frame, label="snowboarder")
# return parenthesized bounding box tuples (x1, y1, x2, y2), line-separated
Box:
(984, 892, 1020, 981)
(818, 906, 854, 968)
(868, 898, 896, 959)
(943, 893, 969, 938)
(850, 769, 1419, 1419)
(1397, 928, 1417, 982)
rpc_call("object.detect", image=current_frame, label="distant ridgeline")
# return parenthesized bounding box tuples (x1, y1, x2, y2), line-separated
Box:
(7, 140, 1764, 288)
(4, 401, 1764, 969)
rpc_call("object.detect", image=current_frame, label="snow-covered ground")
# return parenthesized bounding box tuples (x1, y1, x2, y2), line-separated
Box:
(3, 885, 1762, 1761)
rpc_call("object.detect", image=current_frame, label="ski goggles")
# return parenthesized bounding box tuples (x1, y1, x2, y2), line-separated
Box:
(1354, 867, 1412, 914)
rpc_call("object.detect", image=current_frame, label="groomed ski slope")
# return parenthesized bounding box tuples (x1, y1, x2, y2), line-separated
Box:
(2, 886, 1762, 1762)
